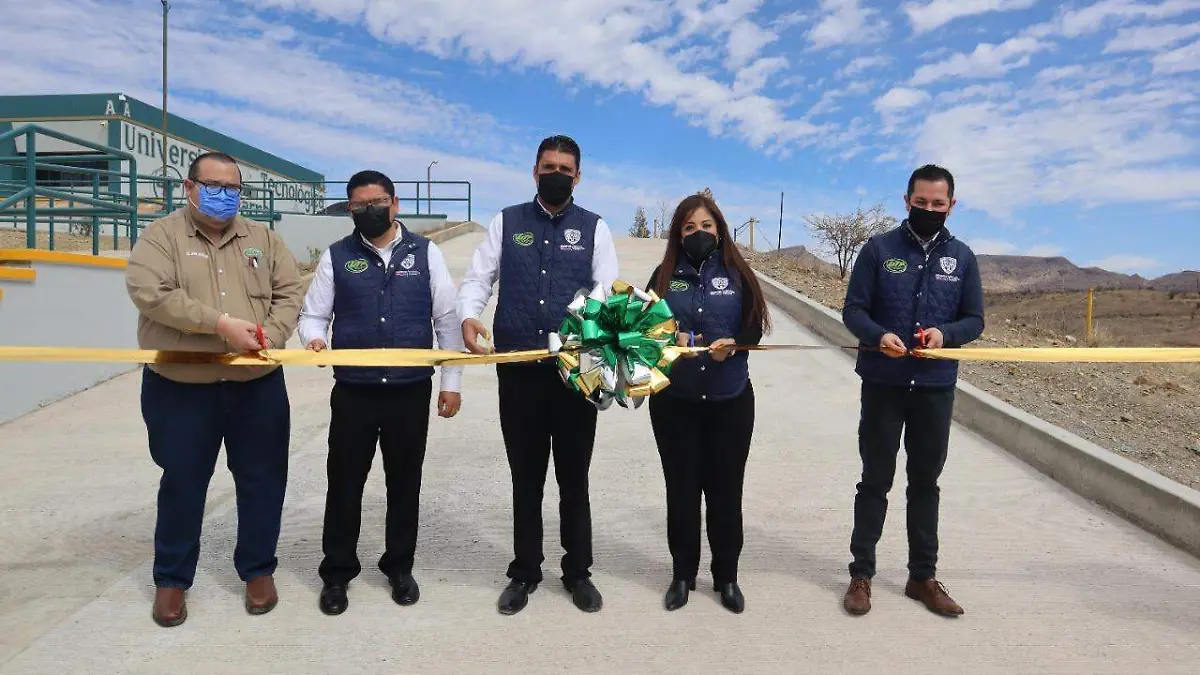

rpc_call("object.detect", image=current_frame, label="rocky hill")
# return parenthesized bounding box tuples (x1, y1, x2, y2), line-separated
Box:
(976, 255, 1148, 293)
(1150, 271, 1200, 293)
(776, 244, 1195, 294)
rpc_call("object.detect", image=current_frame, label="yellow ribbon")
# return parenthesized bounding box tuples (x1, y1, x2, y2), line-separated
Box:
(0, 345, 703, 367)
(916, 347, 1200, 363)
(0, 345, 1198, 367)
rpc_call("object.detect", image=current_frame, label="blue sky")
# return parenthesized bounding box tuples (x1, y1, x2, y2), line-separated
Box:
(3, 0, 1199, 276)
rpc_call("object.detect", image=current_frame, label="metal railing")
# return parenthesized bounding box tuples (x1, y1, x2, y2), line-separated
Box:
(0, 124, 140, 254)
(256, 180, 472, 222)
(0, 124, 281, 254)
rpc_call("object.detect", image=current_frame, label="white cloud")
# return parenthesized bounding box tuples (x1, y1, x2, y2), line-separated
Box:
(839, 55, 892, 77)
(1104, 21, 1200, 52)
(1088, 254, 1164, 273)
(904, 0, 1038, 34)
(1035, 64, 1088, 81)
(906, 76, 1200, 218)
(935, 82, 1014, 103)
(0, 0, 858, 239)
(805, 0, 888, 49)
(874, 87, 931, 111)
(237, 0, 829, 154)
(1153, 38, 1200, 72)
(911, 36, 1051, 85)
(1027, 0, 1200, 39)
(967, 238, 1019, 254)
(967, 239, 1064, 256)
(1025, 244, 1066, 257)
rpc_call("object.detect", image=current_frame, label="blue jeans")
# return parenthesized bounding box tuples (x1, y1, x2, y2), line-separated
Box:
(140, 366, 291, 589)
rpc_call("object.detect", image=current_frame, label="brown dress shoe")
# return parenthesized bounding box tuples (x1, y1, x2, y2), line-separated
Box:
(152, 587, 187, 627)
(905, 578, 964, 616)
(245, 575, 279, 615)
(843, 576, 872, 615)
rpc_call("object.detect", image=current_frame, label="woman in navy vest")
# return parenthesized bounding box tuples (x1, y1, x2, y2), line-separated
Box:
(645, 192, 771, 614)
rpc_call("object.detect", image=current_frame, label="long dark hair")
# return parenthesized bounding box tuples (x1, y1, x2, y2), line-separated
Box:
(651, 193, 771, 336)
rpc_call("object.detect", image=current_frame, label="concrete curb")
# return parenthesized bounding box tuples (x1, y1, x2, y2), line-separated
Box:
(755, 270, 1200, 559)
(427, 220, 484, 244)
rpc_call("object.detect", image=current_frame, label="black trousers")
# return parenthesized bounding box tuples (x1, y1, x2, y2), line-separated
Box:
(497, 363, 598, 584)
(648, 384, 755, 584)
(140, 366, 290, 589)
(318, 378, 433, 585)
(849, 380, 955, 581)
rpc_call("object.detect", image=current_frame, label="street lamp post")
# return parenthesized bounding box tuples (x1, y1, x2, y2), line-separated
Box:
(161, 1, 170, 203)
(426, 160, 437, 214)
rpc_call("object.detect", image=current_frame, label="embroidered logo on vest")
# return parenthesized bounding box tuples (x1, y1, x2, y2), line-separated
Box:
(939, 256, 957, 274)
(669, 280, 689, 292)
(884, 258, 908, 274)
(513, 232, 534, 247)
(394, 252, 421, 277)
(561, 228, 584, 252)
(710, 277, 734, 295)
(345, 258, 370, 274)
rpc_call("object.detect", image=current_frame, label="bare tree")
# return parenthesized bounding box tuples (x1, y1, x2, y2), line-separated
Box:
(656, 199, 671, 238)
(629, 206, 650, 238)
(804, 202, 896, 280)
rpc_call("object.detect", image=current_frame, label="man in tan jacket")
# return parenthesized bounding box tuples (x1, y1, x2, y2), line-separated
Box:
(125, 152, 303, 627)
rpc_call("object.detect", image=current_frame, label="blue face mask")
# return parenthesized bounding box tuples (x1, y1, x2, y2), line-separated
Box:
(194, 184, 241, 221)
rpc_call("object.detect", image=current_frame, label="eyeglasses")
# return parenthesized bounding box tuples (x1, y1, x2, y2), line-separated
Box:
(347, 197, 393, 214)
(195, 181, 242, 198)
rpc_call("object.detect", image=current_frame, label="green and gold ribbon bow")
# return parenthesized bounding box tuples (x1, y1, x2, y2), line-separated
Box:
(548, 280, 687, 410)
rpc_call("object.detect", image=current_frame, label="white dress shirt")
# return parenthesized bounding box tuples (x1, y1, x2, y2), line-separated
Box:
(298, 228, 465, 393)
(456, 201, 621, 323)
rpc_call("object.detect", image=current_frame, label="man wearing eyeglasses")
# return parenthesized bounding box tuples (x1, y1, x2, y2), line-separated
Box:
(297, 170, 465, 616)
(126, 151, 304, 627)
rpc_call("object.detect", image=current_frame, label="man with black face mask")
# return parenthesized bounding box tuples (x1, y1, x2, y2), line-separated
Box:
(840, 164, 984, 618)
(298, 169, 465, 616)
(458, 134, 619, 616)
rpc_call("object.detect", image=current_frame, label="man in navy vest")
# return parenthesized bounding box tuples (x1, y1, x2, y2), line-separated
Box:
(458, 135, 620, 615)
(298, 170, 465, 616)
(840, 164, 984, 618)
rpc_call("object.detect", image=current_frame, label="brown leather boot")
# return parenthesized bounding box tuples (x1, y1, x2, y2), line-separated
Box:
(245, 575, 279, 615)
(843, 576, 872, 615)
(905, 578, 964, 616)
(152, 587, 187, 627)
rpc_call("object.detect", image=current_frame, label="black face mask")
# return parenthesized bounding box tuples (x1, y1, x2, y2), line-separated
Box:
(352, 203, 393, 239)
(907, 205, 947, 239)
(682, 230, 718, 263)
(537, 171, 575, 207)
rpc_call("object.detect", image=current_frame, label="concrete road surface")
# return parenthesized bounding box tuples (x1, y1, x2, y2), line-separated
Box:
(1, 232, 1198, 675)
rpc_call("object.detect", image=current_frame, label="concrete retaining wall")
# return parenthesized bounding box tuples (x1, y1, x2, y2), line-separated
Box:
(755, 271, 1200, 559)
(0, 262, 139, 426)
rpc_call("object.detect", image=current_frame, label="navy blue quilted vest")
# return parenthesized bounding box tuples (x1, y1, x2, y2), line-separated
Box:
(851, 226, 976, 388)
(328, 226, 434, 385)
(493, 200, 600, 352)
(660, 253, 749, 402)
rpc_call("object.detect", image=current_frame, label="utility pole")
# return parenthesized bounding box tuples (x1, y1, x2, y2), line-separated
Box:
(426, 160, 438, 214)
(778, 191, 784, 251)
(161, 1, 170, 200)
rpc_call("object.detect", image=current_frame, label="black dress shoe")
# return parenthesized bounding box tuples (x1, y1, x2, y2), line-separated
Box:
(565, 578, 603, 613)
(664, 579, 695, 611)
(389, 574, 420, 606)
(498, 580, 537, 615)
(319, 583, 348, 616)
(714, 582, 745, 614)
